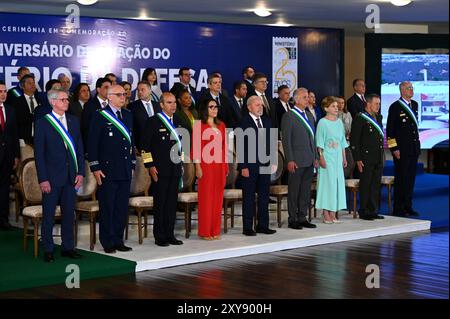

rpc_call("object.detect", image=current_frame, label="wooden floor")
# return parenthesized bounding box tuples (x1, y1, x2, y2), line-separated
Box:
(1, 229, 448, 299)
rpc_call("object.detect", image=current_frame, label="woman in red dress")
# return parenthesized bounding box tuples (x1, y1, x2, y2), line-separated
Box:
(193, 98, 228, 240)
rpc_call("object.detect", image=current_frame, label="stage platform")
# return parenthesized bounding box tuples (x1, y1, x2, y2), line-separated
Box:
(69, 208, 430, 273)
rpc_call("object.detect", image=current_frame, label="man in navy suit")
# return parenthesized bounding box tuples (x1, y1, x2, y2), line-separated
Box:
(88, 85, 136, 253)
(170, 67, 197, 110)
(34, 89, 85, 262)
(229, 80, 248, 127)
(347, 79, 367, 119)
(128, 81, 161, 151)
(81, 77, 111, 153)
(14, 73, 43, 145)
(237, 95, 277, 236)
(0, 81, 20, 230)
(5, 66, 29, 107)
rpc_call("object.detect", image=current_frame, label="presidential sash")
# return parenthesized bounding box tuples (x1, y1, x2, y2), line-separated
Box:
(99, 109, 131, 145)
(291, 108, 315, 138)
(360, 112, 384, 138)
(156, 112, 184, 189)
(398, 98, 419, 127)
(44, 113, 78, 174)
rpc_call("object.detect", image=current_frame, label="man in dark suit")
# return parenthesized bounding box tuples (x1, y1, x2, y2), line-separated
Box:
(237, 95, 277, 236)
(14, 73, 43, 146)
(199, 74, 236, 128)
(88, 85, 136, 254)
(34, 89, 85, 262)
(386, 81, 421, 217)
(81, 77, 111, 153)
(229, 80, 248, 126)
(274, 85, 292, 128)
(242, 65, 256, 98)
(281, 88, 317, 230)
(128, 81, 161, 151)
(0, 81, 20, 230)
(5, 66, 29, 107)
(347, 78, 367, 119)
(170, 67, 197, 110)
(249, 73, 278, 129)
(350, 94, 385, 220)
(141, 92, 184, 247)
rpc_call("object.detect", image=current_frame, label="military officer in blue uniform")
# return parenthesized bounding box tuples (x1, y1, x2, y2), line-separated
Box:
(34, 89, 85, 262)
(386, 81, 421, 217)
(350, 94, 385, 221)
(88, 85, 136, 253)
(141, 92, 184, 247)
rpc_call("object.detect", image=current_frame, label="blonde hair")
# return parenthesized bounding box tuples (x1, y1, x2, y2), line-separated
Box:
(321, 96, 338, 112)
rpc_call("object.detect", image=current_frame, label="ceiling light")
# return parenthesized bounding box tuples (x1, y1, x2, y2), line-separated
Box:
(77, 0, 98, 5)
(390, 0, 412, 6)
(254, 8, 272, 17)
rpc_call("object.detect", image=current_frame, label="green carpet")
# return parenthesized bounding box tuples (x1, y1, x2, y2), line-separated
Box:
(0, 228, 136, 292)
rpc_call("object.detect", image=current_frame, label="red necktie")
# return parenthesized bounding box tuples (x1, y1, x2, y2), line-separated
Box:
(0, 105, 5, 131)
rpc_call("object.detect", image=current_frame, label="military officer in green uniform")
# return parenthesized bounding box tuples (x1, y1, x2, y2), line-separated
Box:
(350, 94, 385, 220)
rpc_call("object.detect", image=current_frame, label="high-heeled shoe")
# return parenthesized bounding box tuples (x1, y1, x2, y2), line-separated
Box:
(213, 235, 221, 240)
(200, 236, 213, 240)
(323, 218, 333, 224)
(332, 219, 342, 224)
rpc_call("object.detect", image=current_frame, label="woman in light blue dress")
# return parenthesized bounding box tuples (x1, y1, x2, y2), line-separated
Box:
(315, 96, 348, 223)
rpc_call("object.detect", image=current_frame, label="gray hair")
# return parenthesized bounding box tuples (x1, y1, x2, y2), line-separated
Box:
(292, 87, 308, 100)
(399, 81, 411, 91)
(207, 74, 221, 85)
(47, 89, 66, 102)
(246, 95, 262, 107)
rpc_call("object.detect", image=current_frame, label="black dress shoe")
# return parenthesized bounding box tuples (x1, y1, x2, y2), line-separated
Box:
(256, 228, 277, 234)
(298, 221, 317, 228)
(104, 247, 117, 254)
(155, 240, 170, 247)
(61, 250, 83, 259)
(44, 252, 55, 263)
(243, 230, 257, 236)
(392, 212, 407, 217)
(288, 223, 303, 230)
(406, 210, 419, 217)
(115, 244, 133, 252)
(169, 238, 183, 245)
(369, 214, 385, 219)
(359, 215, 374, 220)
(269, 198, 277, 204)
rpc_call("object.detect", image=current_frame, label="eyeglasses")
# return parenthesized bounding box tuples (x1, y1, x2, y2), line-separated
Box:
(208, 105, 218, 109)
(405, 87, 414, 90)
(108, 93, 127, 97)
(53, 98, 70, 102)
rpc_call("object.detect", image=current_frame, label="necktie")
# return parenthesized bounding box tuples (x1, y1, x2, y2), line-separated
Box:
(169, 117, 173, 125)
(29, 96, 35, 113)
(238, 99, 243, 108)
(215, 96, 220, 106)
(261, 94, 270, 112)
(59, 116, 66, 130)
(0, 105, 5, 131)
(146, 102, 153, 117)
(256, 117, 263, 128)
(102, 101, 107, 108)
(116, 110, 123, 121)
(361, 95, 366, 103)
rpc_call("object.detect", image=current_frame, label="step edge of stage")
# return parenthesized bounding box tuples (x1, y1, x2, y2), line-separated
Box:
(134, 219, 431, 272)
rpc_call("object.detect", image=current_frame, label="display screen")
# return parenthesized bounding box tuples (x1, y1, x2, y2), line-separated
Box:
(381, 53, 449, 149)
